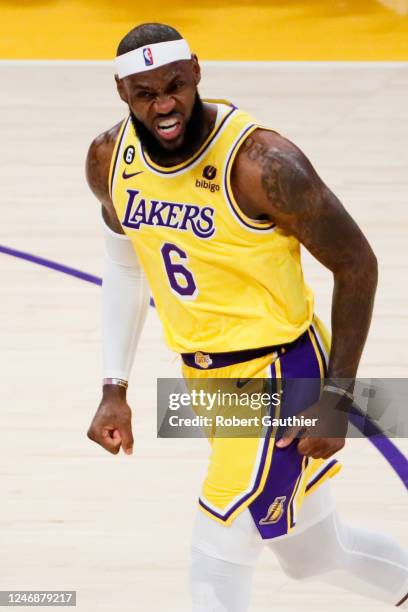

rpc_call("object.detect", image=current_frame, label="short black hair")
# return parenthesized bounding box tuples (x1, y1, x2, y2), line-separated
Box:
(117, 23, 182, 56)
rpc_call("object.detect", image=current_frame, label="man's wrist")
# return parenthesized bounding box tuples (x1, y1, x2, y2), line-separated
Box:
(325, 376, 355, 394)
(102, 378, 128, 398)
(323, 384, 354, 403)
(103, 377, 128, 389)
(322, 381, 355, 418)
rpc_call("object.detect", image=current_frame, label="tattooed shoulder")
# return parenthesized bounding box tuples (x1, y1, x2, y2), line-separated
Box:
(238, 130, 319, 215)
(86, 122, 122, 202)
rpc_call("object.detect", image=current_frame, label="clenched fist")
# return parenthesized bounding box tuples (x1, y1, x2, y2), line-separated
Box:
(87, 385, 134, 455)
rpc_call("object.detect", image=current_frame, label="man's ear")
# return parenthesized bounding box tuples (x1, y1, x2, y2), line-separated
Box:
(115, 74, 128, 103)
(191, 54, 201, 86)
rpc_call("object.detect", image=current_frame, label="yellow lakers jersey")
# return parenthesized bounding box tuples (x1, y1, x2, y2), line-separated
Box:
(109, 101, 314, 353)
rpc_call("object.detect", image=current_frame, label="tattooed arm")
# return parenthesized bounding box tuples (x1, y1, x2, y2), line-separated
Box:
(232, 129, 378, 380)
(86, 122, 125, 232)
(231, 130, 378, 458)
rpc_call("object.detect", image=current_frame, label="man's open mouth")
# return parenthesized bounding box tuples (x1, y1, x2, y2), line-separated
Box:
(155, 117, 183, 141)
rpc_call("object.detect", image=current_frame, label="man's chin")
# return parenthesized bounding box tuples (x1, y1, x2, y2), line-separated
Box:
(155, 131, 186, 152)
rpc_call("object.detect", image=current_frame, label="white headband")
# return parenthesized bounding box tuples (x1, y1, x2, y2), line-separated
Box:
(115, 39, 192, 78)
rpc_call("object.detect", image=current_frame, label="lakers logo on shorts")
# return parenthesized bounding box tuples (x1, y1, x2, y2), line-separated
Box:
(194, 352, 213, 369)
(259, 496, 287, 525)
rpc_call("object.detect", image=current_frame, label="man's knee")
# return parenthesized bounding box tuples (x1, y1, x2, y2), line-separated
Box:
(278, 558, 321, 581)
(267, 513, 342, 581)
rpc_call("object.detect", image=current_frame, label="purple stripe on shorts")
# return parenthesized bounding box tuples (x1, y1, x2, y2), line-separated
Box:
(269, 359, 277, 380)
(249, 334, 324, 538)
(309, 325, 328, 376)
(279, 329, 321, 379)
(275, 331, 322, 432)
(305, 459, 338, 493)
(288, 457, 307, 529)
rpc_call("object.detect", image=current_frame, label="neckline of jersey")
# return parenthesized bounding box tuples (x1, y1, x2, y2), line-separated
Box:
(139, 101, 236, 175)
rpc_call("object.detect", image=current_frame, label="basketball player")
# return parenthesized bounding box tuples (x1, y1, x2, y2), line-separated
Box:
(86, 23, 408, 611)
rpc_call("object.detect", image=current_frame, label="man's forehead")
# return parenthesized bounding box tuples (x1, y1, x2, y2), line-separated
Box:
(125, 60, 192, 89)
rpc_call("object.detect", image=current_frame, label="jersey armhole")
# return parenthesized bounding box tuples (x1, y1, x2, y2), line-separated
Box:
(224, 124, 276, 232)
(108, 116, 131, 199)
(204, 98, 237, 109)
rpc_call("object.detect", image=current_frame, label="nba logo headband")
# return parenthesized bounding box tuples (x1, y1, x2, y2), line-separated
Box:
(115, 39, 192, 78)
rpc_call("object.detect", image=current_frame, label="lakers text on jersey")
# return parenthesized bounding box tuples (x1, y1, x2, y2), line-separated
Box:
(109, 101, 314, 354)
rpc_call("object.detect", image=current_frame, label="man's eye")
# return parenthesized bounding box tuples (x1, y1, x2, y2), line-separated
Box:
(138, 91, 154, 99)
(170, 81, 184, 92)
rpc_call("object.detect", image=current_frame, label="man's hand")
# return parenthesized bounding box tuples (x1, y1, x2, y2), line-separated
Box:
(277, 432, 345, 460)
(276, 391, 349, 459)
(87, 385, 134, 455)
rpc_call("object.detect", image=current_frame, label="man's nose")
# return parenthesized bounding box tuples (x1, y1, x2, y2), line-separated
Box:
(154, 95, 176, 116)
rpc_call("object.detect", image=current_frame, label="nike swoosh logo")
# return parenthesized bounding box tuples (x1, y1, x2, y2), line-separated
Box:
(236, 378, 251, 389)
(122, 170, 144, 179)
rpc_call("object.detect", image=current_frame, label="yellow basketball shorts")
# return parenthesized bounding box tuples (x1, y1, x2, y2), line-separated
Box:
(181, 316, 342, 539)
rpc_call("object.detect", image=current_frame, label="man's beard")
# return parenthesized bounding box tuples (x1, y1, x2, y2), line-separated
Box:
(130, 93, 205, 163)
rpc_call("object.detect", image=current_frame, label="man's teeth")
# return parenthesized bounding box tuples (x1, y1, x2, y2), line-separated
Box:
(158, 119, 179, 131)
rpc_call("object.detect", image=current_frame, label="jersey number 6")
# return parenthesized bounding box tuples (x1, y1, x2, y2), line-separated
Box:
(161, 242, 198, 300)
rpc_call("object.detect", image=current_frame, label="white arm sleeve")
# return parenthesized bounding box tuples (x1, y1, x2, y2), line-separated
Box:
(101, 219, 149, 381)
